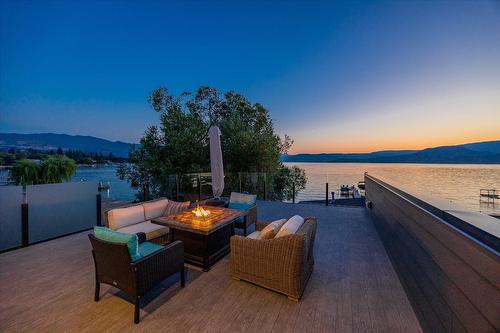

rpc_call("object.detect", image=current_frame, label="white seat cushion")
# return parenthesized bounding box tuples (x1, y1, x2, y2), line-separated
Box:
(107, 205, 145, 230)
(117, 221, 169, 241)
(275, 215, 305, 238)
(143, 198, 169, 220)
(246, 231, 261, 239)
(258, 218, 287, 240)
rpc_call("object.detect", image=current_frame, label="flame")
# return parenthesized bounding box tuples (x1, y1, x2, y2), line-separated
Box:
(192, 205, 211, 218)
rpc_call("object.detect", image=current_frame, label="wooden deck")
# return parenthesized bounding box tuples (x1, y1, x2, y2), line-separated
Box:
(0, 201, 422, 332)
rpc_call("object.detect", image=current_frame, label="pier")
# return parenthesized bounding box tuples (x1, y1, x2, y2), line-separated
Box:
(480, 189, 499, 202)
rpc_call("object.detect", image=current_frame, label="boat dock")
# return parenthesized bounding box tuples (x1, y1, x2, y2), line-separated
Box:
(480, 189, 498, 202)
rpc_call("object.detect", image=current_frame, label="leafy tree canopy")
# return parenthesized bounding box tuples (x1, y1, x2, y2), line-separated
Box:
(9, 156, 77, 186)
(119, 86, 305, 201)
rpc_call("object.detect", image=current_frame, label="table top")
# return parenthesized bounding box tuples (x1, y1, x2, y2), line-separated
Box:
(152, 205, 247, 235)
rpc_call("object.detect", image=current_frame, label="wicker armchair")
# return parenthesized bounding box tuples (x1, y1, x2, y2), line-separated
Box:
(88, 232, 185, 324)
(230, 217, 317, 301)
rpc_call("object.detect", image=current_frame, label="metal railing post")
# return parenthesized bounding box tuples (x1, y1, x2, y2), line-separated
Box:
(21, 203, 29, 246)
(96, 193, 102, 226)
(238, 172, 242, 193)
(263, 173, 267, 201)
(176, 175, 180, 201)
(292, 181, 296, 204)
(325, 183, 329, 206)
(197, 174, 202, 201)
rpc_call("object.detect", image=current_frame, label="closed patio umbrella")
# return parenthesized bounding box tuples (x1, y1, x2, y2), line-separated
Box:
(209, 126, 224, 198)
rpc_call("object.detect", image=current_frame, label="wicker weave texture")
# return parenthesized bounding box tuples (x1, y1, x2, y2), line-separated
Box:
(230, 217, 317, 299)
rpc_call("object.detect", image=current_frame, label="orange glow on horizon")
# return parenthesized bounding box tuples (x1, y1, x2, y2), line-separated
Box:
(289, 134, 500, 154)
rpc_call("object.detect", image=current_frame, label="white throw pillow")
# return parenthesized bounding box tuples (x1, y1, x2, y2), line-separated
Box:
(246, 231, 261, 239)
(275, 215, 305, 238)
(258, 218, 287, 240)
(107, 205, 145, 230)
(142, 198, 169, 220)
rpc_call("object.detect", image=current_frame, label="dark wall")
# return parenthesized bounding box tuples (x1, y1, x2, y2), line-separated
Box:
(365, 174, 500, 333)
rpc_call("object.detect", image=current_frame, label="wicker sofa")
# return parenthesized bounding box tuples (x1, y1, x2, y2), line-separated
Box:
(230, 217, 317, 301)
(105, 198, 190, 244)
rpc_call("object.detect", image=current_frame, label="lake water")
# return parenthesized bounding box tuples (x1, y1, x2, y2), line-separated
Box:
(70, 166, 138, 202)
(1, 163, 499, 215)
(0, 165, 138, 202)
(284, 162, 500, 216)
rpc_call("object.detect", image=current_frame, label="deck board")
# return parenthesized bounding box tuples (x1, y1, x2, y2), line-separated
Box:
(0, 201, 422, 333)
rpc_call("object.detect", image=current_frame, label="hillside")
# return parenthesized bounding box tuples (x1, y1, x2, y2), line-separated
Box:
(2, 133, 499, 164)
(0, 133, 136, 158)
(282, 140, 500, 164)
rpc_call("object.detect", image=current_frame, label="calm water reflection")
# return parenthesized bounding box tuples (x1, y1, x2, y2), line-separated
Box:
(2, 163, 499, 215)
(285, 163, 500, 216)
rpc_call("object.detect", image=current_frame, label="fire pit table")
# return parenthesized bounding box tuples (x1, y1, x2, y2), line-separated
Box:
(152, 205, 247, 271)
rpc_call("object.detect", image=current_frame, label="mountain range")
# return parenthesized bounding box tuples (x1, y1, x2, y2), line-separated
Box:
(282, 140, 500, 164)
(1, 133, 499, 164)
(0, 133, 136, 158)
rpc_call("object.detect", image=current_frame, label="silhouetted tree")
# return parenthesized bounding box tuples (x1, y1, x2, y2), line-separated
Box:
(118, 86, 306, 201)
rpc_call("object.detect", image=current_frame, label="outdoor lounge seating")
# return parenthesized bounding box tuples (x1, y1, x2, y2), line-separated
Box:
(228, 192, 257, 236)
(230, 216, 317, 301)
(89, 229, 185, 324)
(105, 198, 190, 243)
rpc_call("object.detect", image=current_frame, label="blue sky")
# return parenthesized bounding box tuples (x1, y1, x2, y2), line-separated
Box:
(1, 0, 499, 153)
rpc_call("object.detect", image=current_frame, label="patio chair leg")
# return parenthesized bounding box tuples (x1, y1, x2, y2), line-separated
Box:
(134, 296, 140, 324)
(94, 281, 100, 302)
(180, 268, 185, 287)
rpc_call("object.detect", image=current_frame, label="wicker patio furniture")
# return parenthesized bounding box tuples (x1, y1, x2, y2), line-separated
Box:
(228, 192, 258, 236)
(230, 217, 317, 301)
(105, 198, 190, 244)
(88, 232, 185, 324)
(152, 205, 246, 271)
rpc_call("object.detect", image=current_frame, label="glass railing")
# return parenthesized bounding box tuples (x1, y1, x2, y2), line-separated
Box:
(154, 172, 271, 203)
(134, 171, 366, 204)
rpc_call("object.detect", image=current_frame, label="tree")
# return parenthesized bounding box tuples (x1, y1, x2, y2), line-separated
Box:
(9, 156, 77, 186)
(271, 165, 307, 201)
(9, 159, 39, 186)
(118, 86, 306, 201)
(40, 156, 77, 183)
(82, 157, 94, 165)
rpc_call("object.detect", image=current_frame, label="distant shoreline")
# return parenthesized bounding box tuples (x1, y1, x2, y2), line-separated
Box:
(283, 160, 500, 165)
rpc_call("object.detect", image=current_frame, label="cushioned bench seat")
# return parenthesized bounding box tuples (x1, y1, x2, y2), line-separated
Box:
(117, 221, 169, 241)
(106, 198, 190, 242)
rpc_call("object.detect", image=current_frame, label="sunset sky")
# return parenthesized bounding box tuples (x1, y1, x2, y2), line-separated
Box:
(1, 1, 499, 153)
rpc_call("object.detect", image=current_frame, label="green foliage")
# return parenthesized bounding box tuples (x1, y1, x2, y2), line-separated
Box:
(9, 156, 77, 186)
(40, 156, 77, 183)
(9, 159, 39, 186)
(271, 165, 307, 201)
(118, 86, 306, 201)
(0, 151, 16, 165)
(81, 157, 94, 165)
